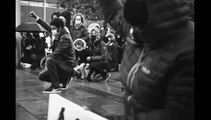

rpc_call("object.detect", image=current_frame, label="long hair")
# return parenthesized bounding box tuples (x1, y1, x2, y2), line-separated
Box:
(71, 13, 86, 26)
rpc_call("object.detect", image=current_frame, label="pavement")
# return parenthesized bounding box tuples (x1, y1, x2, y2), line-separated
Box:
(16, 67, 125, 120)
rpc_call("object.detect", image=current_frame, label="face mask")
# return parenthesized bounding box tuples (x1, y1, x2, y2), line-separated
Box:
(51, 29, 58, 36)
(75, 20, 81, 25)
(91, 35, 97, 40)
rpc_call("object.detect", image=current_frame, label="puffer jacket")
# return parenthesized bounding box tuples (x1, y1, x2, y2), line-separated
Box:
(89, 39, 108, 63)
(48, 27, 76, 67)
(98, 0, 194, 120)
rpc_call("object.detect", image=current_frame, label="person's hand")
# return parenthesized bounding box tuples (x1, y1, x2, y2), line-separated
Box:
(40, 56, 47, 68)
(86, 56, 91, 61)
(29, 11, 38, 19)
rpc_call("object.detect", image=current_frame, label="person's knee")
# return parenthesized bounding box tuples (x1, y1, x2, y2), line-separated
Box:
(45, 57, 55, 66)
(89, 62, 97, 69)
(38, 69, 47, 81)
(38, 72, 44, 81)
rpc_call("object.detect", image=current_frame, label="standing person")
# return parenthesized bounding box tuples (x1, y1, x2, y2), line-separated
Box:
(98, 0, 194, 120)
(104, 32, 119, 72)
(60, 10, 72, 32)
(39, 18, 76, 93)
(86, 28, 111, 82)
(69, 13, 89, 46)
(69, 13, 90, 67)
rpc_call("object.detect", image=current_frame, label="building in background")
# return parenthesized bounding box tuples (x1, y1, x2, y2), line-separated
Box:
(20, 0, 65, 24)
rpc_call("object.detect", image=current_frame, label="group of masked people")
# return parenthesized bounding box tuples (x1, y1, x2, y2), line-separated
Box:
(26, 0, 194, 119)
(29, 10, 124, 94)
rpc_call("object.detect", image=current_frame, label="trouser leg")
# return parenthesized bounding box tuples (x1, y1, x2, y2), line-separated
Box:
(89, 62, 107, 77)
(45, 57, 60, 88)
(38, 67, 51, 82)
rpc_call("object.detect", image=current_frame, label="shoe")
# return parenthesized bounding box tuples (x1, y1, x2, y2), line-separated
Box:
(61, 77, 73, 90)
(43, 86, 61, 94)
(102, 73, 111, 82)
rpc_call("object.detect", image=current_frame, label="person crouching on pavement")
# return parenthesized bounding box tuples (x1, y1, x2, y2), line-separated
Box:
(86, 28, 111, 82)
(73, 38, 92, 80)
(38, 18, 76, 93)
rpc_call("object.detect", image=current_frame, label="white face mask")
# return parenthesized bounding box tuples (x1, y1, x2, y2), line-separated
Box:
(75, 16, 82, 25)
(51, 29, 58, 36)
(75, 20, 81, 25)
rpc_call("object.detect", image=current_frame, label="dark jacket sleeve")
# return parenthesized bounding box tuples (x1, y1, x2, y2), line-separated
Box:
(48, 36, 70, 58)
(90, 41, 107, 61)
(37, 17, 52, 33)
(98, 0, 131, 38)
(80, 27, 90, 44)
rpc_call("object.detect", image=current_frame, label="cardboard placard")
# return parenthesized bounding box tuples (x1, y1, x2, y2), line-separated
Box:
(47, 94, 108, 120)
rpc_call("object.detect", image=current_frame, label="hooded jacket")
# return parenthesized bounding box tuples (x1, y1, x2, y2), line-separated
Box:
(69, 13, 90, 46)
(99, 0, 194, 120)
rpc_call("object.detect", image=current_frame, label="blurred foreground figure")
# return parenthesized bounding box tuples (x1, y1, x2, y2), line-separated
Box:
(98, 0, 194, 119)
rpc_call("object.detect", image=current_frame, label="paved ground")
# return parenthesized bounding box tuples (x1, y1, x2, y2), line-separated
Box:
(16, 67, 125, 120)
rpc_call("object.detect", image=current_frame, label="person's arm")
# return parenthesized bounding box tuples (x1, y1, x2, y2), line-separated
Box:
(80, 27, 90, 44)
(29, 11, 52, 33)
(37, 17, 52, 33)
(90, 41, 107, 61)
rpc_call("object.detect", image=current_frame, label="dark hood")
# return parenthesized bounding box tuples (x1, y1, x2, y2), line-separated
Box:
(124, 0, 191, 48)
(58, 26, 71, 40)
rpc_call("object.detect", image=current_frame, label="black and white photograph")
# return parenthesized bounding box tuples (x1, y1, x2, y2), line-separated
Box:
(15, 0, 194, 120)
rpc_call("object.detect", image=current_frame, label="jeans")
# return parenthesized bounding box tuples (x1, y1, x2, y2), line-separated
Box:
(39, 57, 75, 88)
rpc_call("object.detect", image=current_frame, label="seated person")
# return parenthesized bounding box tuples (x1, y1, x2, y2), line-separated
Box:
(20, 32, 45, 70)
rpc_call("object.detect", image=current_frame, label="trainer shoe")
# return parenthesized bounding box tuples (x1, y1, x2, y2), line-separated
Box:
(102, 73, 111, 82)
(61, 77, 73, 90)
(43, 86, 61, 94)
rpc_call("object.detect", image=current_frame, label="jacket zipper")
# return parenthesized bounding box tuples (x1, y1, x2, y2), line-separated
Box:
(127, 47, 148, 91)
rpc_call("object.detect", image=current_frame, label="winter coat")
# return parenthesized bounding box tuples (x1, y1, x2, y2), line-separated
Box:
(69, 13, 90, 46)
(99, 0, 194, 120)
(69, 25, 89, 44)
(47, 27, 76, 67)
(89, 39, 108, 63)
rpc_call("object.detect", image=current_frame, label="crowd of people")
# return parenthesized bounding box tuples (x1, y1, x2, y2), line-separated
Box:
(19, 0, 194, 119)
(19, 9, 125, 91)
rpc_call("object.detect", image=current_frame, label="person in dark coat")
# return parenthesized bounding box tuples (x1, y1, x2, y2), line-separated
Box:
(105, 32, 120, 72)
(69, 13, 90, 45)
(38, 18, 76, 93)
(86, 28, 111, 82)
(69, 13, 90, 67)
(60, 10, 72, 31)
(98, 0, 194, 120)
